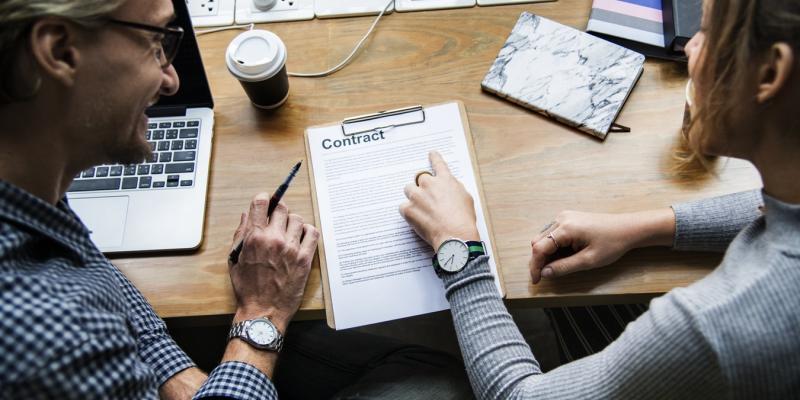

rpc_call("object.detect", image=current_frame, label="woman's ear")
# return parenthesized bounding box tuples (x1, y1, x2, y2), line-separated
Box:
(755, 43, 795, 104)
(28, 17, 82, 88)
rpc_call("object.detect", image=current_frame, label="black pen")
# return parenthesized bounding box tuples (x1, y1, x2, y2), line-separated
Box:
(228, 160, 303, 265)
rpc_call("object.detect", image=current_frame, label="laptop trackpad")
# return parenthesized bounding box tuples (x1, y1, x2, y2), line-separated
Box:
(70, 196, 129, 248)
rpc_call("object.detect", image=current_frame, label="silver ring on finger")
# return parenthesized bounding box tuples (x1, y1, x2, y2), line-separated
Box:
(546, 232, 560, 250)
(415, 171, 434, 186)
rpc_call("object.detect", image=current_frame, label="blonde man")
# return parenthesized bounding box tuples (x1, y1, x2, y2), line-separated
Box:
(0, 0, 319, 398)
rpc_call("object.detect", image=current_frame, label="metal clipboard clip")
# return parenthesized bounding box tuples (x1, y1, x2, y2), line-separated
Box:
(341, 105, 426, 136)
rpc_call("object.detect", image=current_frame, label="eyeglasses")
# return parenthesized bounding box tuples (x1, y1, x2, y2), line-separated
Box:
(107, 19, 184, 68)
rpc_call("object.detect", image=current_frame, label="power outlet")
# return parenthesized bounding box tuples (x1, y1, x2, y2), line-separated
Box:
(477, 0, 555, 6)
(187, 0, 235, 27)
(235, 0, 314, 24)
(188, 0, 219, 16)
(314, 0, 394, 18)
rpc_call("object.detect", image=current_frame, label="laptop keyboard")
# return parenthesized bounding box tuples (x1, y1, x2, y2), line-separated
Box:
(68, 119, 201, 193)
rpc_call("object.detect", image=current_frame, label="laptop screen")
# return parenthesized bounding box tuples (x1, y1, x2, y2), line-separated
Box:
(148, 0, 214, 113)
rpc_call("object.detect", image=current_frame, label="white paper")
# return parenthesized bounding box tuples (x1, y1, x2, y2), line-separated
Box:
(308, 102, 501, 329)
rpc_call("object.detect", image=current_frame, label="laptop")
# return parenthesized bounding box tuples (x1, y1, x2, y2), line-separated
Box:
(68, 0, 214, 254)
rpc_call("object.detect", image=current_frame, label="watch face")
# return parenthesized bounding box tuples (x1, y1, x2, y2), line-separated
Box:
(247, 320, 277, 346)
(437, 239, 470, 272)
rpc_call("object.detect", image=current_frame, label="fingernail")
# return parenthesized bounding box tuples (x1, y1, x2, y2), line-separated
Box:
(541, 267, 553, 278)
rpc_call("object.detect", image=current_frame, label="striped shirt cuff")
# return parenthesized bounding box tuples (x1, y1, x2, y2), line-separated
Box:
(139, 333, 195, 387)
(194, 361, 277, 400)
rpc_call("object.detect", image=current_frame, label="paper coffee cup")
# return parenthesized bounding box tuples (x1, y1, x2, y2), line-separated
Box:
(226, 30, 289, 109)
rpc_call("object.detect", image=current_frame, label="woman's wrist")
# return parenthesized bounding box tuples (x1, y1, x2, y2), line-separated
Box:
(626, 208, 677, 249)
(432, 227, 481, 251)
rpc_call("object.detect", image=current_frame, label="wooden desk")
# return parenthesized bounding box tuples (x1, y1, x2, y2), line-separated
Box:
(114, 0, 762, 319)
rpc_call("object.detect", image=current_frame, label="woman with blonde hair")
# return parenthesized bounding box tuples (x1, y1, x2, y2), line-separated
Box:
(400, 0, 800, 398)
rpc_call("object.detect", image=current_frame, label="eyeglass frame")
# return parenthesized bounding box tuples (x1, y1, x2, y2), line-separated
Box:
(106, 18, 184, 68)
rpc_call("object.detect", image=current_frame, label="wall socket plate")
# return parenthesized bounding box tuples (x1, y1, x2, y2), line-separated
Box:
(314, 0, 394, 19)
(187, 0, 235, 27)
(235, 0, 315, 24)
(395, 0, 475, 12)
(477, 0, 556, 5)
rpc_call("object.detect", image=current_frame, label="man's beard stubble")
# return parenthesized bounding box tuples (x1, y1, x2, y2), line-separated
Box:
(106, 128, 152, 166)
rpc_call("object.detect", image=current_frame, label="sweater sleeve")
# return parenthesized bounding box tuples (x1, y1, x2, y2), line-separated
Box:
(671, 189, 763, 252)
(442, 257, 725, 399)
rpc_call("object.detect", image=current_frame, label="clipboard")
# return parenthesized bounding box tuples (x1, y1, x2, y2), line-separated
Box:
(304, 101, 504, 329)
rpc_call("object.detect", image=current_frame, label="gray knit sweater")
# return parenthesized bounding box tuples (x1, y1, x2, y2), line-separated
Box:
(443, 190, 800, 399)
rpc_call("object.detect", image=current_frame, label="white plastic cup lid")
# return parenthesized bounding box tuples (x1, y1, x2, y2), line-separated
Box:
(226, 30, 287, 82)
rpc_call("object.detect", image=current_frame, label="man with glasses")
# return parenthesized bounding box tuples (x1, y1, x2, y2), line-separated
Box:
(0, 0, 323, 398)
(0, 0, 477, 399)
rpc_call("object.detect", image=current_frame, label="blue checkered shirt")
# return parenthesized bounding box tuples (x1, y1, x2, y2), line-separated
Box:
(0, 180, 277, 399)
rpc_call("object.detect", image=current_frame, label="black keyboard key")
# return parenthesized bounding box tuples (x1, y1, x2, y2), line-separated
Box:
(121, 177, 138, 189)
(68, 178, 121, 192)
(153, 181, 166, 188)
(179, 128, 198, 138)
(148, 141, 156, 151)
(137, 165, 150, 175)
(187, 120, 200, 127)
(124, 165, 137, 176)
(173, 121, 186, 128)
(96, 167, 110, 177)
(185, 140, 197, 150)
(165, 163, 194, 174)
(159, 152, 172, 163)
(146, 131, 152, 140)
(159, 122, 171, 128)
(158, 141, 170, 151)
(171, 140, 183, 150)
(148, 123, 157, 129)
(139, 176, 152, 188)
(180, 180, 193, 187)
(166, 129, 179, 139)
(82, 168, 96, 178)
(167, 174, 180, 182)
(173, 151, 195, 162)
(153, 130, 165, 140)
(150, 152, 158, 163)
(151, 164, 164, 174)
(109, 166, 123, 176)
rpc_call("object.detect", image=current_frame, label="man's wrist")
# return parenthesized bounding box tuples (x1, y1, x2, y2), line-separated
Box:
(233, 307, 291, 333)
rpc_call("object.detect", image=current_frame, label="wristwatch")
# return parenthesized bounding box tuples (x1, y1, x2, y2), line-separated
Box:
(228, 316, 284, 352)
(432, 239, 486, 276)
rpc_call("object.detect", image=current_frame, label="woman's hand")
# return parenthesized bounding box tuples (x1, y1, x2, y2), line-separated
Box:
(399, 151, 480, 251)
(530, 209, 676, 284)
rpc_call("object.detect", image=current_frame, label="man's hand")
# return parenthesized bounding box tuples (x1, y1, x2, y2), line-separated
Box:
(229, 193, 320, 331)
(400, 151, 480, 251)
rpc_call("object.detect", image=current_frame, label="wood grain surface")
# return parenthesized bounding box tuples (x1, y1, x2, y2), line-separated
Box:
(113, 0, 762, 319)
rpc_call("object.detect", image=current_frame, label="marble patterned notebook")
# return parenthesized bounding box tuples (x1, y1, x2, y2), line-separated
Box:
(482, 12, 645, 139)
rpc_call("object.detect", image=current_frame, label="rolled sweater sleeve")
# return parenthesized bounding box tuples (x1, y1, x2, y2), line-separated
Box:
(442, 257, 725, 399)
(671, 190, 763, 252)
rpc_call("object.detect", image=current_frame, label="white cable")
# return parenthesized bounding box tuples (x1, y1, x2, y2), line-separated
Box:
(196, 23, 255, 36)
(287, 0, 394, 78)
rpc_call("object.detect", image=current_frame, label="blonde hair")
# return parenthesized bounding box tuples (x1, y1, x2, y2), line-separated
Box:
(0, 0, 126, 103)
(673, 0, 800, 177)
